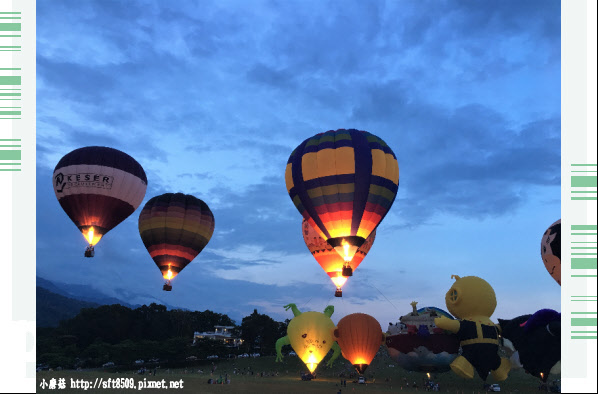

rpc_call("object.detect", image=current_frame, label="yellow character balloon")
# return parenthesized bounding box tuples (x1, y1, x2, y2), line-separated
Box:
(434, 275, 511, 381)
(275, 303, 340, 373)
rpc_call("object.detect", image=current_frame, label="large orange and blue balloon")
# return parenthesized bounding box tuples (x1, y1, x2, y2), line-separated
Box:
(138, 193, 215, 291)
(52, 146, 147, 256)
(302, 218, 375, 296)
(286, 129, 398, 267)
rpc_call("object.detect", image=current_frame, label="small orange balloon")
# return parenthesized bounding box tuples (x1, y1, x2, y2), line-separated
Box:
(333, 313, 385, 374)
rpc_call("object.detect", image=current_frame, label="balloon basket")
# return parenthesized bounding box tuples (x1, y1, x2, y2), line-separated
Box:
(84, 246, 94, 258)
(342, 266, 353, 277)
(163, 283, 172, 291)
(335, 288, 343, 297)
(353, 364, 368, 374)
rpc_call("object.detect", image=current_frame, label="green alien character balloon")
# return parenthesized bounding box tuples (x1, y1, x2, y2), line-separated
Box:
(275, 303, 341, 373)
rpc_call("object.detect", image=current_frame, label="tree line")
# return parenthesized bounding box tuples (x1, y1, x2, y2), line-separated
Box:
(37, 303, 288, 369)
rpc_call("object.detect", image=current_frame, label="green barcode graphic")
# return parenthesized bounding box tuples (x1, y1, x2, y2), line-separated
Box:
(572, 296, 598, 302)
(571, 312, 598, 339)
(0, 68, 21, 109)
(0, 10, 23, 171)
(0, 138, 20, 171)
(0, 12, 21, 39)
(571, 225, 598, 277)
(571, 164, 598, 200)
(0, 46, 20, 51)
(0, 105, 20, 119)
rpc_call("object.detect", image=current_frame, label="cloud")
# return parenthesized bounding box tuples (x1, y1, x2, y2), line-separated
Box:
(36, 0, 561, 326)
(206, 245, 329, 287)
(348, 89, 560, 227)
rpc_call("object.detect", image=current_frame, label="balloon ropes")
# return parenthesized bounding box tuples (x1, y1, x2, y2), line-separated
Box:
(286, 129, 399, 276)
(138, 193, 215, 291)
(52, 146, 147, 257)
(302, 218, 376, 297)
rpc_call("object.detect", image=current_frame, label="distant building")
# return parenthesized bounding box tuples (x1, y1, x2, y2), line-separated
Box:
(193, 326, 244, 347)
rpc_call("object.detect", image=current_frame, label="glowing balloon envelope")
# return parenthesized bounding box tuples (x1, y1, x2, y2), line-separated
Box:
(53, 146, 147, 256)
(138, 193, 215, 290)
(287, 311, 336, 373)
(333, 313, 385, 374)
(286, 129, 398, 264)
(302, 219, 376, 296)
(540, 219, 561, 285)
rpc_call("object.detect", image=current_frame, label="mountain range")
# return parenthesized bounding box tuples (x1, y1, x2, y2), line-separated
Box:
(36, 276, 185, 327)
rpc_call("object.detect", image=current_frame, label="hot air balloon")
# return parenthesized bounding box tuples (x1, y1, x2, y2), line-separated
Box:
(52, 146, 147, 257)
(302, 219, 376, 297)
(333, 313, 385, 374)
(285, 129, 399, 275)
(541, 219, 561, 285)
(498, 309, 561, 382)
(275, 303, 340, 374)
(138, 193, 215, 291)
(434, 275, 511, 381)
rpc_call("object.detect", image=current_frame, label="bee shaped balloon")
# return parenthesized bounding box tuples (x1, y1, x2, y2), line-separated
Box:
(435, 275, 511, 382)
(540, 219, 561, 286)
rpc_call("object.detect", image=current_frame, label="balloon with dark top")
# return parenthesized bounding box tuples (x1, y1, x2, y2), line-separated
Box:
(286, 129, 398, 270)
(53, 146, 147, 257)
(138, 193, 215, 291)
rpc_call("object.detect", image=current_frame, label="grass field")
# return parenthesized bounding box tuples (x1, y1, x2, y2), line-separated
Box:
(36, 354, 557, 393)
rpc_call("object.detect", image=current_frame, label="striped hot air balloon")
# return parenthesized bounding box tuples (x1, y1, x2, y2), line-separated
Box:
(286, 129, 398, 272)
(52, 146, 147, 257)
(138, 193, 215, 291)
(302, 218, 376, 297)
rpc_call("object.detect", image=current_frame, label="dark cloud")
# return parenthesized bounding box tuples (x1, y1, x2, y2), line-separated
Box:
(247, 63, 296, 89)
(206, 179, 303, 253)
(348, 80, 560, 227)
(450, 0, 560, 40)
(178, 172, 215, 180)
(37, 58, 118, 101)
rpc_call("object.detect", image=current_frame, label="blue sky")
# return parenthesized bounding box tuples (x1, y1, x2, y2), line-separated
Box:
(36, 0, 561, 326)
